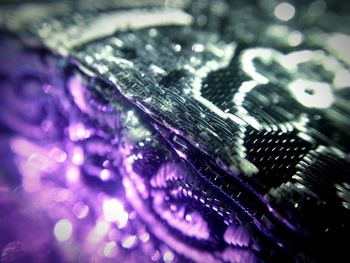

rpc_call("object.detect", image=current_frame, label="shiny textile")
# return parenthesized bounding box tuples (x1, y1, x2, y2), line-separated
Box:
(0, 1, 349, 262)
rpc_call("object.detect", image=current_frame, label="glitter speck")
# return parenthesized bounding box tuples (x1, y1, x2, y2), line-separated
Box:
(54, 219, 73, 242)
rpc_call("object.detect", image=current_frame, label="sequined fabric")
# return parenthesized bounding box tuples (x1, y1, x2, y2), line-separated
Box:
(0, 1, 349, 262)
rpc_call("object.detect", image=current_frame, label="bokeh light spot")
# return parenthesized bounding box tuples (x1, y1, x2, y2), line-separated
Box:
(103, 242, 117, 258)
(54, 219, 73, 242)
(103, 199, 129, 228)
(274, 3, 295, 21)
(163, 250, 174, 262)
(73, 201, 89, 219)
(121, 235, 137, 249)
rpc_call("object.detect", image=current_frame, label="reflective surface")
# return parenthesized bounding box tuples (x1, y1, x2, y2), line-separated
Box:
(0, 0, 350, 262)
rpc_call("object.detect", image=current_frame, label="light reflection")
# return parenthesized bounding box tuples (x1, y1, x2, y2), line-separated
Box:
(96, 220, 110, 235)
(274, 3, 296, 21)
(66, 165, 81, 183)
(223, 224, 250, 247)
(68, 75, 90, 113)
(103, 199, 129, 228)
(163, 250, 174, 262)
(73, 201, 89, 219)
(17, 158, 41, 192)
(10, 137, 43, 157)
(327, 33, 350, 65)
(68, 123, 91, 142)
(334, 69, 350, 89)
(100, 169, 113, 181)
(88, 219, 110, 244)
(103, 241, 117, 257)
(54, 219, 73, 242)
(1, 3, 347, 262)
(121, 235, 137, 249)
(49, 147, 67, 163)
(288, 79, 334, 108)
(54, 188, 73, 202)
(139, 231, 150, 243)
(27, 153, 53, 171)
(288, 31, 303, 46)
(22, 174, 41, 192)
(72, 146, 84, 165)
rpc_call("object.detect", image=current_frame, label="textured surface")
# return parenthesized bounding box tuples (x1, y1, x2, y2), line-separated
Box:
(0, 0, 350, 262)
